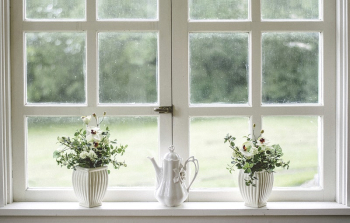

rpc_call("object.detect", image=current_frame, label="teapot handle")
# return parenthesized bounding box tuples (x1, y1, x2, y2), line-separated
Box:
(184, 156, 199, 192)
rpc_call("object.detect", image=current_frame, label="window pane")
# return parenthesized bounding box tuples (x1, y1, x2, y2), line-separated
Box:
(27, 116, 158, 188)
(98, 0, 158, 20)
(261, 0, 319, 20)
(26, 0, 85, 20)
(99, 32, 158, 104)
(262, 116, 319, 188)
(103, 117, 158, 187)
(189, 0, 248, 20)
(262, 32, 319, 104)
(190, 117, 249, 188)
(190, 33, 249, 104)
(27, 117, 82, 187)
(26, 33, 86, 104)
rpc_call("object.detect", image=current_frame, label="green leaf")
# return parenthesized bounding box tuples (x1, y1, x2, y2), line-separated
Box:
(53, 150, 60, 158)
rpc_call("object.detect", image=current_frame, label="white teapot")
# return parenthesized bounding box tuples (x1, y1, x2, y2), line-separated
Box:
(148, 146, 199, 207)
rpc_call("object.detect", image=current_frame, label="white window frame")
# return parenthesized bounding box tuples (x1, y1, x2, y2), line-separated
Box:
(173, 0, 336, 202)
(0, 0, 349, 206)
(9, 0, 172, 202)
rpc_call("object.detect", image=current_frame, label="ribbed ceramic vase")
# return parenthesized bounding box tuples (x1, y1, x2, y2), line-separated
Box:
(238, 170, 274, 208)
(72, 166, 108, 208)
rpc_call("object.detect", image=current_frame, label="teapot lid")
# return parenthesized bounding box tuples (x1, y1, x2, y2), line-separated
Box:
(164, 145, 181, 161)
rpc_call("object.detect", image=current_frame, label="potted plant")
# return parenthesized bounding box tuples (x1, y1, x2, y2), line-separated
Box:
(224, 124, 289, 208)
(53, 112, 127, 207)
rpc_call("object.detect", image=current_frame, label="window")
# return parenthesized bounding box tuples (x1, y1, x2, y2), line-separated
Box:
(10, 0, 337, 202)
(11, 0, 172, 201)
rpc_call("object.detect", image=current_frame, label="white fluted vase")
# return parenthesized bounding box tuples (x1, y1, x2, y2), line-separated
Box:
(238, 170, 274, 208)
(72, 166, 108, 208)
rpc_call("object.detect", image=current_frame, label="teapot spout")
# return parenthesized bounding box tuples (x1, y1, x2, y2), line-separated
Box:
(147, 157, 163, 186)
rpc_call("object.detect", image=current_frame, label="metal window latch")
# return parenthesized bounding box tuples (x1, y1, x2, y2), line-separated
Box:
(154, 105, 173, 114)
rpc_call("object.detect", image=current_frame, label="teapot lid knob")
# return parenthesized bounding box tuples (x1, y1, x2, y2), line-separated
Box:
(164, 145, 181, 161)
(168, 145, 175, 152)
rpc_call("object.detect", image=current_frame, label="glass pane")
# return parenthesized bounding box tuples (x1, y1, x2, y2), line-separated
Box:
(262, 32, 319, 104)
(26, 33, 86, 104)
(26, 0, 85, 20)
(190, 33, 249, 104)
(190, 117, 249, 188)
(189, 0, 248, 20)
(261, 0, 319, 20)
(99, 32, 158, 104)
(27, 117, 82, 187)
(262, 116, 319, 188)
(103, 117, 158, 187)
(98, 0, 157, 20)
(27, 116, 158, 188)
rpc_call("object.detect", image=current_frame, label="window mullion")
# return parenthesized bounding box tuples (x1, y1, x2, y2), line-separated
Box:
(250, 0, 261, 22)
(86, 0, 96, 22)
(158, 0, 173, 158)
(321, 0, 337, 201)
(251, 0, 262, 132)
(11, 0, 27, 202)
(171, 0, 191, 173)
(251, 28, 262, 134)
(251, 0, 262, 135)
(86, 0, 97, 107)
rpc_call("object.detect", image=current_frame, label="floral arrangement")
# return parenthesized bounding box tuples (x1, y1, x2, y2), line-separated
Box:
(224, 124, 289, 186)
(53, 112, 127, 172)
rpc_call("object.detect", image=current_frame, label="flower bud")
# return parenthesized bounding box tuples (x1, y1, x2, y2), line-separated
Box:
(260, 130, 264, 134)
(81, 115, 91, 125)
(103, 111, 107, 116)
(253, 124, 256, 128)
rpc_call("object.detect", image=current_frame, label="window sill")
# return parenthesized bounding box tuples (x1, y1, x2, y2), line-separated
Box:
(0, 202, 349, 217)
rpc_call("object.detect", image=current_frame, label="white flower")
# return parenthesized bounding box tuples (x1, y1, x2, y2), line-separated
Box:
(265, 146, 273, 152)
(63, 149, 76, 156)
(79, 151, 89, 159)
(257, 137, 269, 147)
(88, 150, 97, 160)
(56, 147, 64, 152)
(86, 126, 102, 142)
(81, 116, 91, 125)
(239, 141, 257, 159)
(258, 144, 267, 151)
